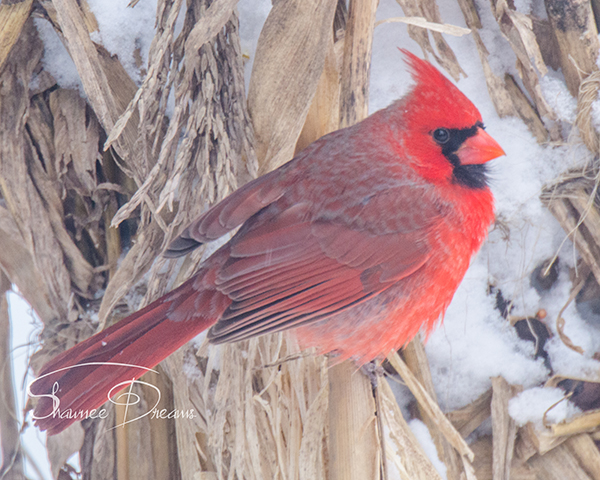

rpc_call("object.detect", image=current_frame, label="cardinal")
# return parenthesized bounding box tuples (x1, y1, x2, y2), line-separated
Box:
(30, 51, 504, 434)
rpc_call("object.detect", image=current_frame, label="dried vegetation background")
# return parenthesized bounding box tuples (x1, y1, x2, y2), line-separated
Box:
(2, 0, 600, 479)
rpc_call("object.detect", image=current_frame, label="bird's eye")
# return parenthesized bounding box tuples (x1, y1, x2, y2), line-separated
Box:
(433, 128, 450, 144)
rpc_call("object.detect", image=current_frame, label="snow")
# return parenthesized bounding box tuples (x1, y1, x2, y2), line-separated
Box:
(509, 386, 581, 427)
(409, 419, 448, 479)
(33, 18, 83, 94)
(426, 262, 549, 411)
(514, 0, 534, 15)
(34, 0, 159, 92)
(87, 0, 158, 85)
(22, 0, 600, 473)
(541, 74, 577, 124)
(34, 0, 268, 94)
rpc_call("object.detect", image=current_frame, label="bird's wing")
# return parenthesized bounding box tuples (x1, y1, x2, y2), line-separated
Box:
(208, 185, 443, 343)
(165, 168, 288, 257)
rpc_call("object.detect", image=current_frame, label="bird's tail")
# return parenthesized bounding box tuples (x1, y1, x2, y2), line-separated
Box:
(29, 271, 226, 435)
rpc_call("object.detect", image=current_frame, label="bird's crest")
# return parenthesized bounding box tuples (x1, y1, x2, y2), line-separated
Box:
(399, 49, 482, 130)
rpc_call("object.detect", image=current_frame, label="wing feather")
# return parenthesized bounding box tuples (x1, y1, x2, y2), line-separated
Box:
(224, 259, 344, 301)
(165, 169, 287, 257)
(207, 187, 441, 343)
(223, 263, 353, 315)
(218, 242, 320, 282)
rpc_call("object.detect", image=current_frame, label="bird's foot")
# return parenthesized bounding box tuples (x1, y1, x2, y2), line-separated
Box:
(361, 360, 385, 389)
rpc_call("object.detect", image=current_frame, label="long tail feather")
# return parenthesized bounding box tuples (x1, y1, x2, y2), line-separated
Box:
(29, 272, 225, 435)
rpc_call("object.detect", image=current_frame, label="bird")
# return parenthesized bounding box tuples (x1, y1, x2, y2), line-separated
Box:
(29, 50, 504, 435)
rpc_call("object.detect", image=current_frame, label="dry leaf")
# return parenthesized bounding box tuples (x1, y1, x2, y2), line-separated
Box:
(491, 377, 521, 480)
(387, 352, 475, 462)
(0, 205, 55, 322)
(0, 0, 33, 74)
(395, 0, 466, 81)
(46, 424, 85, 479)
(490, 0, 555, 123)
(0, 20, 74, 319)
(248, 0, 338, 172)
(403, 338, 465, 480)
(52, 0, 123, 144)
(545, 0, 600, 96)
(338, 0, 377, 128)
(376, 16, 470, 36)
(379, 378, 444, 480)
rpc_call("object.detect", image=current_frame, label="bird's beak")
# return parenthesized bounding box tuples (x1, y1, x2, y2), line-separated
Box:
(456, 129, 505, 165)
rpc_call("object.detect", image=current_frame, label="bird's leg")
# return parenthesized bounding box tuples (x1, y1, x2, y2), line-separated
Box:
(361, 360, 388, 480)
(361, 361, 385, 389)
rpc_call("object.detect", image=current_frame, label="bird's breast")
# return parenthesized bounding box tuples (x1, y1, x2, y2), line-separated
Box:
(295, 187, 494, 364)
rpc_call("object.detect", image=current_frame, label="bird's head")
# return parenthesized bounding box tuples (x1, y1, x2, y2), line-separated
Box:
(392, 50, 505, 189)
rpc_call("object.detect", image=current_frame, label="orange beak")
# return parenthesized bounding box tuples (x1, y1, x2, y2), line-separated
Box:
(456, 129, 505, 165)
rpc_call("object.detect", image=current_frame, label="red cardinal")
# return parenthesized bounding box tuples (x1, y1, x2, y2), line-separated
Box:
(30, 51, 504, 434)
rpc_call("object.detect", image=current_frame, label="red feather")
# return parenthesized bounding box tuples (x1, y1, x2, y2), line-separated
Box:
(29, 52, 504, 434)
